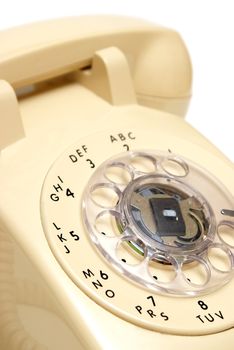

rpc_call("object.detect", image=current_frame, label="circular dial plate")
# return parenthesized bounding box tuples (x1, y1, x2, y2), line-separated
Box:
(41, 128, 234, 335)
(82, 151, 234, 296)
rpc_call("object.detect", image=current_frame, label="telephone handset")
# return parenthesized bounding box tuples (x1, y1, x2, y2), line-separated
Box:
(0, 16, 233, 350)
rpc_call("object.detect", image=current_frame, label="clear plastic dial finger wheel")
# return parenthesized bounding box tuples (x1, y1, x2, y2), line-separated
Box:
(82, 150, 234, 296)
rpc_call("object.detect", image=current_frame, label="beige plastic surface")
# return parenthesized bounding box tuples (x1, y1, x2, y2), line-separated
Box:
(0, 229, 82, 350)
(41, 128, 234, 335)
(0, 80, 24, 149)
(1, 95, 234, 348)
(0, 15, 233, 350)
(0, 15, 192, 117)
(77, 47, 137, 106)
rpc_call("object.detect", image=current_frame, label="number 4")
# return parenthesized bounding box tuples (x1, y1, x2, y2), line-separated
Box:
(66, 188, 75, 198)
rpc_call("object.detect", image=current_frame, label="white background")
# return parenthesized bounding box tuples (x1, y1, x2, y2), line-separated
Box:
(0, 1, 233, 161)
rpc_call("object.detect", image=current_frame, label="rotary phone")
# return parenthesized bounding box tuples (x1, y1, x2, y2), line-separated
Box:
(0, 16, 233, 350)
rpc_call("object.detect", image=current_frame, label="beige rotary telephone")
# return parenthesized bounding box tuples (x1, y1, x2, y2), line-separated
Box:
(0, 15, 233, 350)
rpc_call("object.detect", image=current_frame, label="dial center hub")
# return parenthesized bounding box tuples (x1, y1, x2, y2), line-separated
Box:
(121, 174, 212, 256)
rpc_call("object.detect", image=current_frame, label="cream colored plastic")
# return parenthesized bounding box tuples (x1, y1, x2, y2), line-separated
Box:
(76, 47, 137, 105)
(41, 129, 234, 335)
(0, 16, 192, 118)
(0, 80, 24, 149)
(0, 15, 233, 350)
